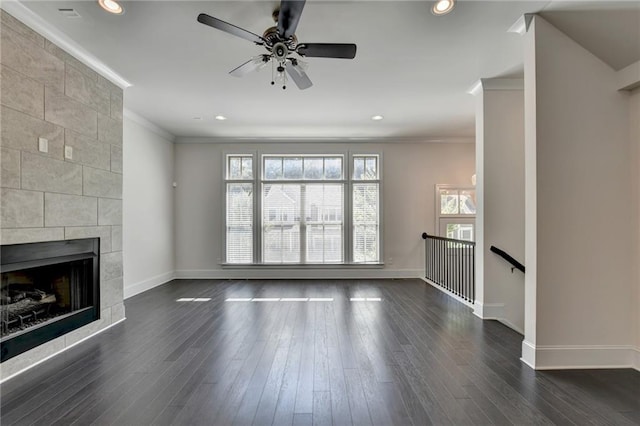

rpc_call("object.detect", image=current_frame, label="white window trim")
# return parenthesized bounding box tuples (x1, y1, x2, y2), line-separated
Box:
(434, 184, 476, 239)
(222, 149, 383, 267)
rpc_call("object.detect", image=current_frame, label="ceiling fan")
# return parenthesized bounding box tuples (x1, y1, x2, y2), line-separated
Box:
(197, 0, 357, 90)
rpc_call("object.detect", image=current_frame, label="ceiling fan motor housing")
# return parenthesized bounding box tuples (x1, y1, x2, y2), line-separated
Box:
(273, 42, 289, 61)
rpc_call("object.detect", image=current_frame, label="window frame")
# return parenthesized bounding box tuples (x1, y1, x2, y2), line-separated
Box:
(350, 153, 382, 264)
(435, 184, 476, 241)
(222, 149, 383, 267)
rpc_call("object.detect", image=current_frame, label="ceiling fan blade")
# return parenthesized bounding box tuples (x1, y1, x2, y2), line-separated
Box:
(277, 0, 306, 39)
(229, 58, 264, 77)
(285, 61, 313, 90)
(297, 43, 357, 59)
(197, 13, 264, 44)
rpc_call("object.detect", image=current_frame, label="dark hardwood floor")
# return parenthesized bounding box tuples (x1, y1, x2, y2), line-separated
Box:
(1, 278, 638, 425)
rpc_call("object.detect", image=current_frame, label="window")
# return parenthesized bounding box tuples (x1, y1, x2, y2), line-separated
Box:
(262, 156, 344, 264)
(352, 155, 380, 263)
(436, 185, 476, 242)
(224, 153, 381, 265)
(226, 155, 254, 264)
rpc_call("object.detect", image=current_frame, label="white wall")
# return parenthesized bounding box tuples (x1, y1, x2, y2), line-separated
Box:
(174, 141, 475, 278)
(474, 81, 525, 334)
(632, 89, 640, 365)
(523, 16, 636, 369)
(123, 113, 175, 297)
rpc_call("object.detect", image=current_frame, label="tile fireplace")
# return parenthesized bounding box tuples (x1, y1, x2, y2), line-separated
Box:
(1, 238, 99, 362)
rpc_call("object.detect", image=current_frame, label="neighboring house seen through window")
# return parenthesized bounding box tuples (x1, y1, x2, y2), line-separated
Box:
(225, 153, 381, 265)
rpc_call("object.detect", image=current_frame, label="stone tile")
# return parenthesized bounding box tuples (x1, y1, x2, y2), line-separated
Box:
(21, 151, 82, 195)
(1, 227, 64, 245)
(97, 113, 122, 146)
(45, 87, 97, 137)
(101, 277, 123, 310)
(101, 251, 123, 282)
(0, 64, 44, 118)
(83, 166, 122, 199)
(111, 225, 122, 251)
(45, 39, 97, 81)
(64, 225, 111, 253)
(65, 129, 111, 171)
(111, 302, 126, 323)
(1, 10, 45, 47)
(98, 198, 121, 225)
(96, 75, 121, 95)
(65, 64, 109, 115)
(1, 147, 20, 188)
(45, 193, 97, 227)
(110, 145, 122, 174)
(1, 106, 64, 158)
(110, 91, 123, 121)
(0, 188, 43, 228)
(64, 307, 111, 347)
(0, 335, 65, 381)
(0, 26, 64, 92)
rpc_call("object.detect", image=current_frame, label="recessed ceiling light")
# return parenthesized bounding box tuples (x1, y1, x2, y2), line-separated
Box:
(215, 115, 227, 121)
(432, 0, 455, 15)
(371, 115, 384, 121)
(193, 116, 203, 120)
(98, 0, 124, 15)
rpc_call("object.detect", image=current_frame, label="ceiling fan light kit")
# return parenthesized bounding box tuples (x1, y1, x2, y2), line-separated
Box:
(197, 0, 357, 90)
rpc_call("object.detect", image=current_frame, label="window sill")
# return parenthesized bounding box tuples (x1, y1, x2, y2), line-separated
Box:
(220, 263, 385, 269)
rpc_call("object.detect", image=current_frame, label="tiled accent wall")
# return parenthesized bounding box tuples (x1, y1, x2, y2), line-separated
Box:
(0, 10, 124, 379)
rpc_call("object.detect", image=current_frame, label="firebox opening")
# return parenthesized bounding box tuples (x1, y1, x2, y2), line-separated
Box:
(1, 260, 94, 338)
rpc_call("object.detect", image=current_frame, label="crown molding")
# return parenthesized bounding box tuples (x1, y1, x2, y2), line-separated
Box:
(1, 0, 131, 89)
(617, 60, 640, 91)
(124, 109, 176, 142)
(468, 78, 524, 96)
(508, 13, 535, 35)
(174, 136, 474, 145)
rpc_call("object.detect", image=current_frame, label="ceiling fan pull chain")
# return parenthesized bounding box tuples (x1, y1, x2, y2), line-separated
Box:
(271, 59, 276, 86)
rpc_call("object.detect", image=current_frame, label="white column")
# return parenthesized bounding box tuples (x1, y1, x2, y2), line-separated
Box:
(470, 79, 526, 334)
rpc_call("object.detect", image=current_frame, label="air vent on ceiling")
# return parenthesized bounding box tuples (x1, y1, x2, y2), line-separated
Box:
(58, 8, 81, 18)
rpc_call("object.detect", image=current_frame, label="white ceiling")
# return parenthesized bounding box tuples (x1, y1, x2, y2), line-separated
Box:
(10, 1, 640, 140)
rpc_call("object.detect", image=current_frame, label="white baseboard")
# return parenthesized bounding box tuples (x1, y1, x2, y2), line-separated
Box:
(473, 301, 504, 319)
(174, 268, 422, 280)
(420, 278, 474, 308)
(521, 340, 536, 369)
(124, 271, 175, 299)
(473, 302, 524, 335)
(520, 342, 640, 371)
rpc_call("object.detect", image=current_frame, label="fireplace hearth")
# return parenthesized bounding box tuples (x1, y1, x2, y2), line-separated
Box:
(1, 239, 99, 362)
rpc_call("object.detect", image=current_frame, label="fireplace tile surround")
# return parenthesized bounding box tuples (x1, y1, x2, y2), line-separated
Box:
(0, 10, 125, 380)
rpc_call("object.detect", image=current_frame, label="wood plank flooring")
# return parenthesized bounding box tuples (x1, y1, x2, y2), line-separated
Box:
(1, 278, 638, 425)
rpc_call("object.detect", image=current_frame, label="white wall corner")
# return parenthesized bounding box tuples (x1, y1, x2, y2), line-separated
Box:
(1, 0, 131, 89)
(473, 301, 505, 319)
(124, 271, 176, 299)
(124, 109, 176, 143)
(521, 340, 537, 369)
(616, 61, 640, 91)
(508, 13, 535, 35)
